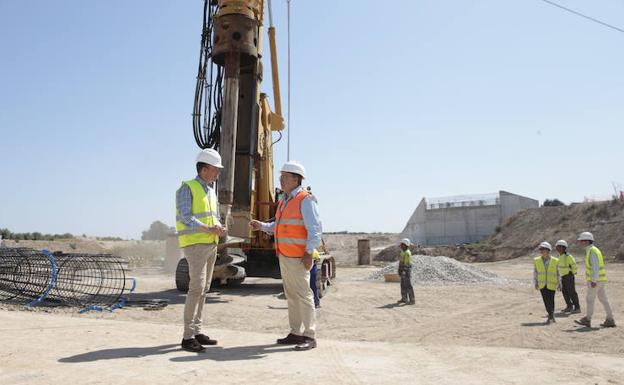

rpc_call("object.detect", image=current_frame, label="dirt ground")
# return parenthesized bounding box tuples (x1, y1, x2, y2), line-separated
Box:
(1, 249, 623, 384)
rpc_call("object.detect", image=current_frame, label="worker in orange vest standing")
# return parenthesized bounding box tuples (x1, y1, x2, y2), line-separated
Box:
(250, 161, 322, 351)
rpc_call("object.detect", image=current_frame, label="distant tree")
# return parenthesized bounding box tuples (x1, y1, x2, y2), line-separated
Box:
(543, 199, 565, 207)
(0, 228, 11, 239)
(0, 229, 74, 240)
(141, 221, 170, 241)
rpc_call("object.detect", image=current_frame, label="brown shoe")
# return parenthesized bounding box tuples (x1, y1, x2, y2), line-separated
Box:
(276, 333, 304, 345)
(195, 333, 218, 346)
(294, 337, 317, 351)
(181, 338, 205, 352)
(601, 319, 616, 328)
(575, 317, 591, 327)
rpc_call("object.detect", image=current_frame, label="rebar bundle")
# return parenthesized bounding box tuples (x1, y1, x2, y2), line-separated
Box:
(0, 247, 130, 308)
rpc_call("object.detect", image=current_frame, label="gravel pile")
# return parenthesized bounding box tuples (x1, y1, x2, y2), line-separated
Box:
(367, 255, 513, 285)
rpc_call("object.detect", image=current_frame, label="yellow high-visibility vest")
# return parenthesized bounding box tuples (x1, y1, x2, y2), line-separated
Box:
(534, 256, 559, 290)
(399, 249, 412, 265)
(585, 245, 607, 282)
(176, 179, 219, 248)
(558, 253, 577, 276)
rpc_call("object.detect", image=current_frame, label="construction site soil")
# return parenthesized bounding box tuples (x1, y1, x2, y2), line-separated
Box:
(1, 227, 623, 384)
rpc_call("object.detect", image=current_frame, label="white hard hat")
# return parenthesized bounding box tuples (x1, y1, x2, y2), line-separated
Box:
(577, 231, 594, 241)
(196, 148, 223, 168)
(538, 241, 552, 251)
(281, 160, 306, 179)
(400, 238, 411, 247)
(555, 240, 568, 248)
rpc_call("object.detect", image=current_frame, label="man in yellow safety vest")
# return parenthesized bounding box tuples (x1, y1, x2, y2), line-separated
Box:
(175, 149, 227, 352)
(398, 239, 415, 305)
(574, 232, 616, 328)
(555, 240, 580, 314)
(533, 241, 560, 324)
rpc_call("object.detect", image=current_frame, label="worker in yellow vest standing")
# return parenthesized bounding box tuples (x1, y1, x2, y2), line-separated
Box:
(175, 149, 227, 352)
(533, 242, 560, 324)
(250, 161, 322, 351)
(397, 239, 415, 305)
(555, 240, 581, 314)
(575, 232, 616, 328)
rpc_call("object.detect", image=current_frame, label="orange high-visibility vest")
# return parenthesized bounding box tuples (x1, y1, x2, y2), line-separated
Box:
(275, 190, 309, 257)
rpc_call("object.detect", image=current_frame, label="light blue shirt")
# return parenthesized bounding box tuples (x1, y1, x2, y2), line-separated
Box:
(260, 185, 322, 254)
(175, 176, 219, 230)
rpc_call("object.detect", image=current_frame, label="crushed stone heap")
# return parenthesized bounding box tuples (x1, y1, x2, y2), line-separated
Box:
(368, 255, 514, 285)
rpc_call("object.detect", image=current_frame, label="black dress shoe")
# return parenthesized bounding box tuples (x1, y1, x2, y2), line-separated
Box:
(294, 337, 317, 351)
(181, 338, 205, 352)
(195, 334, 218, 346)
(276, 333, 304, 345)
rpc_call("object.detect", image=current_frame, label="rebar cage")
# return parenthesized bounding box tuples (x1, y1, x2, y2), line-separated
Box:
(0, 247, 130, 308)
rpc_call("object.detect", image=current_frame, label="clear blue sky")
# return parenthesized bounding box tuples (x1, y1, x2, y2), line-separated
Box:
(1, 1, 623, 239)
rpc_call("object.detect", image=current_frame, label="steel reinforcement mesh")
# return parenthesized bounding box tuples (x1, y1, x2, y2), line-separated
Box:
(0, 247, 128, 308)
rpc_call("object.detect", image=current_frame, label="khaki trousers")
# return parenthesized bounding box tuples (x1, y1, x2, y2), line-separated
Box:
(279, 254, 316, 339)
(586, 281, 614, 320)
(182, 243, 217, 339)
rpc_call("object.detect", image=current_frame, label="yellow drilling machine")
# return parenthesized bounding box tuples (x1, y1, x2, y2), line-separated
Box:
(175, 0, 336, 296)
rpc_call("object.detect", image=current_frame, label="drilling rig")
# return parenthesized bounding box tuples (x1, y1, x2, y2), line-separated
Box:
(175, 0, 336, 295)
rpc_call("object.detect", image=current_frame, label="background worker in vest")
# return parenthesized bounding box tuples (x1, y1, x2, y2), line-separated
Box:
(575, 232, 616, 328)
(533, 242, 560, 324)
(397, 239, 415, 305)
(555, 240, 580, 314)
(309, 249, 321, 308)
(175, 148, 227, 352)
(249, 160, 322, 351)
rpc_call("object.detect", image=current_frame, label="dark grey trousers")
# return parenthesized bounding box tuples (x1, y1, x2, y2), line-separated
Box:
(399, 265, 415, 303)
(561, 273, 580, 309)
(540, 288, 555, 318)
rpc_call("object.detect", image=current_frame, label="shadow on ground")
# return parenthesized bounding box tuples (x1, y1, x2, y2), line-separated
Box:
(521, 322, 548, 327)
(170, 344, 294, 362)
(564, 326, 601, 333)
(59, 344, 180, 362)
(58, 343, 294, 363)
